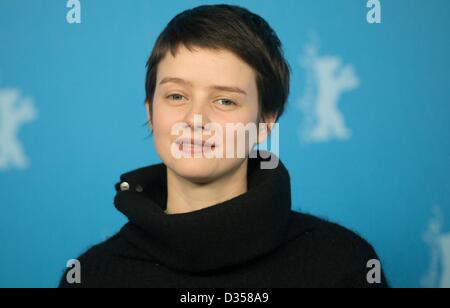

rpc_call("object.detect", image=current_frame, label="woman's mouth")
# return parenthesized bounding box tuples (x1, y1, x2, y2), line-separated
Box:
(175, 138, 216, 155)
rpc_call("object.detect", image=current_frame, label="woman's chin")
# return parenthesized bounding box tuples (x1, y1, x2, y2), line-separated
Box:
(169, 158, 219, 183)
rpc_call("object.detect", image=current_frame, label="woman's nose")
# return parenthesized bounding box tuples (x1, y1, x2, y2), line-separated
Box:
(183, 101, 211, 131)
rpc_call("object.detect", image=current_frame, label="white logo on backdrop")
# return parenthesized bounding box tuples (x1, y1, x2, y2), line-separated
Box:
(422, 206, 450, 288)
(298, 42, 359, 143)
(0, 88, 38, 171)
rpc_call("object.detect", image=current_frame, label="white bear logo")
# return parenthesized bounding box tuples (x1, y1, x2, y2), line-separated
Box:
(0, 89, 38, 171)
(422, 206, 450, 288)
(298, 43, 359, 142)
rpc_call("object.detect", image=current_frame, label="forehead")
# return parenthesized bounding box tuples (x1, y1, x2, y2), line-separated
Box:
(156, 45, 257, 91)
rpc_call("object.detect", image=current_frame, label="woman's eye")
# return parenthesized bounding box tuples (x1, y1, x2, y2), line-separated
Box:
(166, 94, 185, 101)
(216, 99, 236, 107)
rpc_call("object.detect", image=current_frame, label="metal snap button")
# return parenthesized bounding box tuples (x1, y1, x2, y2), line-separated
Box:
(119, 182, 130, 191)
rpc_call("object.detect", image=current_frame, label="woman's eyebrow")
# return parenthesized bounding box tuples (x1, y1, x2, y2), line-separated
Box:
(159, 77, 247, 96)
(210, 85, 247, 96)
(159, 77, 192, 87)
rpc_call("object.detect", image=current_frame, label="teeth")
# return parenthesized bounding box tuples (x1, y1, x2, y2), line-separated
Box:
(175, 140, 216, 150)
(179, 143, 215, 149)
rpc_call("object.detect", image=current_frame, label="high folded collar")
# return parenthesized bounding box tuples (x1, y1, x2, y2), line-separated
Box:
(114, 151, 292, 273)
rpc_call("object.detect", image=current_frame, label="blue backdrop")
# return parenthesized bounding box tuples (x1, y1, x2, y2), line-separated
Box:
(1, 0, 449, 288)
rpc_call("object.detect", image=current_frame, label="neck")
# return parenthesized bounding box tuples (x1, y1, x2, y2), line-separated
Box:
(165, 159, 248, 214)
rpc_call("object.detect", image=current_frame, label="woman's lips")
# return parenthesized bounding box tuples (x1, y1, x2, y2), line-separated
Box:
(175, 138, 216, 155)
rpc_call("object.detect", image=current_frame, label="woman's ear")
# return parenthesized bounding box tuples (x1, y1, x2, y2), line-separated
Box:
(145, 101, 153, 131)
(257, 112, 277, 144)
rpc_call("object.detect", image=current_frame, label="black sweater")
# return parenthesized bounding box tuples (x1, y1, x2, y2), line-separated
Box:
(59, 153, 388, 288)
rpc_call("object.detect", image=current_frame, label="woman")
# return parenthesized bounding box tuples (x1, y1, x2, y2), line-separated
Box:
(60, 4, 388, 288)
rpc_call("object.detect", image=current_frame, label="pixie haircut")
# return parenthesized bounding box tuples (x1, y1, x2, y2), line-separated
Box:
(145, 4, 290, 124)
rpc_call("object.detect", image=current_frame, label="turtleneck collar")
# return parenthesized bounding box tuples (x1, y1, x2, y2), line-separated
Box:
(114, 151, 292, 274)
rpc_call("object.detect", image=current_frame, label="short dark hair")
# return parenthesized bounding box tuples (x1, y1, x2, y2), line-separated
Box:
(145, 4, 290, 124)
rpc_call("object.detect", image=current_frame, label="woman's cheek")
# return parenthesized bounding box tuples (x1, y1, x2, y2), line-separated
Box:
(218, 117, 259, 156)
(151, 110, 173, 155)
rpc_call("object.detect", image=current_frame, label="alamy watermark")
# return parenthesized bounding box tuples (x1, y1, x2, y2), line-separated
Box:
(66, 0, 81, 24)
(66, 259, 81, 284)
(169, 115, 280, 169)
(65, 1, 381, 25)
(366, 259, 382, 284)
(366, 0, 382, 24)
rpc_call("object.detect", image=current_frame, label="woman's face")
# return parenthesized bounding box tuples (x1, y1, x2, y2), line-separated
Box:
(146, 45, 270, 184)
